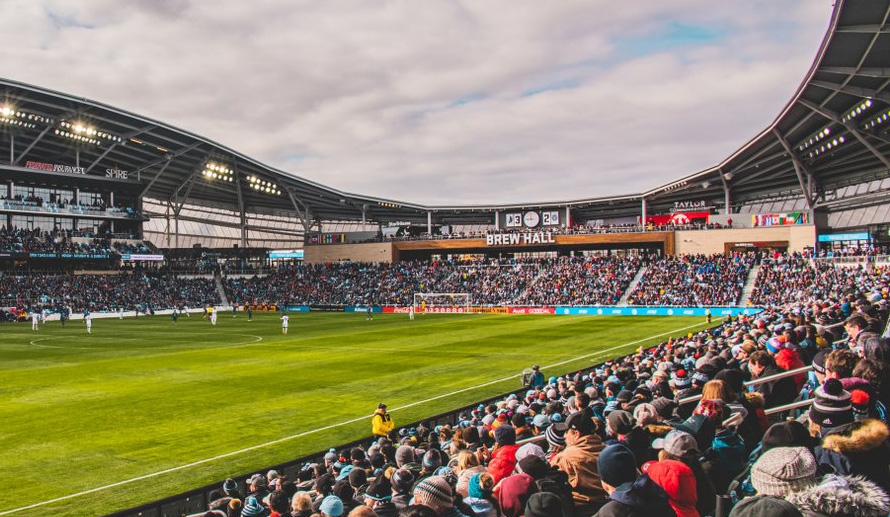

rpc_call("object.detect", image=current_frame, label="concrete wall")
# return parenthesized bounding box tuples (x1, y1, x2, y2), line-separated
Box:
(675, 225, 817, 255)
(304, 242, 395, 264)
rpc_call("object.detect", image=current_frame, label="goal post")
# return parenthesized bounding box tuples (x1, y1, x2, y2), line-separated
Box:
(412, 293, 471, 313)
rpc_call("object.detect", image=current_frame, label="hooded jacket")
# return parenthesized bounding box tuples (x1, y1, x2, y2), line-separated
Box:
(710, 428, 747, 494)
(815, 418, 890, 494)
(593, 475, 677, 517)
(552, 434, 609, 515)
(788, 474, 890, 517)
(487, 443, 519, 484)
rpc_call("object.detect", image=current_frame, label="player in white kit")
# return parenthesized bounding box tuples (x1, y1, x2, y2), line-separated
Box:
(85, 312, 92, 334)
(281, 313, 289, 335)
(31, 311, 40, 331)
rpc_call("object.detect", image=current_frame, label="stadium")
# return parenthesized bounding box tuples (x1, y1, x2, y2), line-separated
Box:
(2, 1, 890, 517)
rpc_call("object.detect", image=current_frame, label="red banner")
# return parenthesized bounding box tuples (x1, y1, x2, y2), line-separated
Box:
(641, 211, 710, 226)
(508, 307, 555, 315)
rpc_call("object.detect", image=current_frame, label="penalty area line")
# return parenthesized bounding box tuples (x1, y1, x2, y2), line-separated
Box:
(0, 319, 709, 516)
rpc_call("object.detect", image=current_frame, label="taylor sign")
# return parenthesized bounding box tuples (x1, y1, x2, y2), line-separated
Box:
(486, 232, 556, 246)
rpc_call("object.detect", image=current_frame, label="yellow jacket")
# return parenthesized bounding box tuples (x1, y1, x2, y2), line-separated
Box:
(371, 409, 394, 437)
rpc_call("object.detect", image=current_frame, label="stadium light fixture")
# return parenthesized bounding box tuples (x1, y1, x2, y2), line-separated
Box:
(55, 120, 123, 146)
(863, 109, 890, 130)
(0, 105, 54, 130)
(245, 174, 281, 195)
(841, 99, 873, 123)
(202, 161, 235, 182)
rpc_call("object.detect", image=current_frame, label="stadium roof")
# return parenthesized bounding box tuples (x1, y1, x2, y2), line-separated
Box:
(0, 0, 888, 229)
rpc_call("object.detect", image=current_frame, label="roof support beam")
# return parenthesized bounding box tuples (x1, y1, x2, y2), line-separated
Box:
(235, 175, 247, 248)
(12, 125, 53, 165)
(286, 189, 312, 234)
(809, 80, 890, 104)
(773, 129, 815, 209)
(797, 98, 890, 171)
(818, 66, 890, 78)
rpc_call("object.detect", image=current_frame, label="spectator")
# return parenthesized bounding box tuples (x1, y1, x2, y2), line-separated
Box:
(552, 409, 608, 516)
(593, 444, 675, 517)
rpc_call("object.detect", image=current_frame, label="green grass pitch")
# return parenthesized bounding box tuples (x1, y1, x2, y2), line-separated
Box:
(0, 312, 712, 517)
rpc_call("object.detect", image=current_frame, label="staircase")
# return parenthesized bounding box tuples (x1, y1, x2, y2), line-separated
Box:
(737, 265, 761, 307)
(515, 265, 548, 305)
(618, 266, 647, 306)
(214, 274, 230, 306)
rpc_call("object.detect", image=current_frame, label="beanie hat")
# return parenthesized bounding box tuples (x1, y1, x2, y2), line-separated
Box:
(422, 450, 442, 471)
(395, 445, 416, 467)
(364, 475, 392, 501)
(222, 478, 239, 495)
(850, 389, 871, 417)
(750, 446, 817, 497)
(672, 369, 691, 388)
(413, 476, 454, 514)
(324, 448, 338, 464)
(762, 421, 812, 452)
(241, 496, 268, 517)
(391, 467, 416, 493)
(495, 424, 516, 445)
(318, 495, 344, 517)
(643, 460, 697, 517)
(615, 389, 633, 403)
(652, 397, 678, 419)
(811, 349, 828, 374)
(468, 472, 491, 499)
(348, 467, 367, 487)
(607, 410, 635, 436)
(515, 442, 546, 463)
(808, 378, 854, 428)
(497, 473, 538, 517)
(545, 422, 567, 448)
(598, 444, 638, 487)
(525, 491, 566, 517)
(518, 455, 549, 479)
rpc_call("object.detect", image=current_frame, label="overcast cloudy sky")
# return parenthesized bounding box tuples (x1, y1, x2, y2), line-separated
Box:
(1, 1, 831, 205)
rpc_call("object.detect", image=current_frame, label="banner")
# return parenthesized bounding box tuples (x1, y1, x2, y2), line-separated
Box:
(556, 306, 762, 317)
(642, 211, 710, 226)
(281, 305, 310, 312)
(752, 212, 808, 227)
(121, 254, 164, 262)
(345, 306, 382, 313)
(508, 307, 556, 315)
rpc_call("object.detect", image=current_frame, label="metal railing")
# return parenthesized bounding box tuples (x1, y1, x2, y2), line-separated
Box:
(677, 365, 813, 406)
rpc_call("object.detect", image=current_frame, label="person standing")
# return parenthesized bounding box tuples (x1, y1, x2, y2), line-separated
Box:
(281, 313, 289, 335)
(84, 310, 92, 334)
(366, 305, 374, 321)
(31, 310, 39, 331)
(246, 305, 253, 321)
(529, 365, 545, 389)
(372, 403, 394, 438)
(171, 308, 178, 325)
(706, 308, 712, 324)
(210, 306, 218, 326)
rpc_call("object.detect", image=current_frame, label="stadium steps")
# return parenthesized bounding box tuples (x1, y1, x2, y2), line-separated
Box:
(214, 274, 230, 306)
(618, 266, 648, 306)
(516, 265, 547, 304)
(737, 264, 761, 307)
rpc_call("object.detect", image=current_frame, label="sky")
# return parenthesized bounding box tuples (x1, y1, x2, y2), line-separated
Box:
(0, 1, 832, 206)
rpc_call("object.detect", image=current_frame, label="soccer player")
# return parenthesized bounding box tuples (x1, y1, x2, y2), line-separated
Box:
(84, 310, 92, 334)
(281, 313, 289, 335)
(409, 305, 415, 320)
(210, 307, 218, 326)
(31, 311, 39, 331)
(60, 307, 68, 328)
(171, 308, 179, 325)
(366, 305, 373, 321)
(119, 307, 124, 320)
(233, 303, 238, 318)
(246, 306, 253, 321)
(705, 308, 712, 323)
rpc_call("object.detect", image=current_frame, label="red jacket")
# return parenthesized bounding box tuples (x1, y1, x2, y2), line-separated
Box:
(487, 443, 519, 484)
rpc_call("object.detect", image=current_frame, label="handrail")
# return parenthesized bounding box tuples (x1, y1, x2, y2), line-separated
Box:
(678, 365, 813, 406)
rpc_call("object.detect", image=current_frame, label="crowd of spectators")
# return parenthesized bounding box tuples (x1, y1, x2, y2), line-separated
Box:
(0, 226, 147, 256)
(192, 255, 890, 517)
(523, 256, 642, 307)
(0, 193, 139, 217)
(0, 272, 219, 312)
(627, 254, 756, 307)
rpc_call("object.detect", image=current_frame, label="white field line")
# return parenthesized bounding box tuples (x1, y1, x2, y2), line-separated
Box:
(1, 319, 708, 516)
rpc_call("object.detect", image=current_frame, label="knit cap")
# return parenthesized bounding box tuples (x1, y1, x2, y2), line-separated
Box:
(750, 446, 817, 497)
(598, 444, 638, 487)
(494, 424, 516, 445)
(222, 478, 238, 496)
(545, 422, 567, 448)
(514, 442, 546, 463)
(607, 410, 635, 436)
(318, 495, 344, 517)
(395, 445, 416, 467)
(525, 491, 566, 517)
(672, 369, 691, 388)
(633, 403, 659, 426)
(808, 378, 853, 428)
(240, 496, 268, 517)
(414, 476, 454, 514)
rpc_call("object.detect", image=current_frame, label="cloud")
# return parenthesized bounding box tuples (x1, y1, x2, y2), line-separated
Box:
(0, 0, 831, 205)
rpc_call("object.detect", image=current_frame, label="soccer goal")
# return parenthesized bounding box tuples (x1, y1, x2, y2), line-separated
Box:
(412, 293, 471, 313)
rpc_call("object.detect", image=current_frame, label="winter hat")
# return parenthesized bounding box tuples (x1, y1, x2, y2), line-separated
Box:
(324, 448, 338, 464)
(494, 424, 516, 445)
(615, 390, 634, 404)
(751, 446, 817, 497)
(318, 495, 344, 517)
(728, 495, 804, 517)
(607, 410, 635, 436)
(525, 492, 566, 517)
(788, 473, 890, 517)
(633, 403, 659, 426)
(597, 444, 638, 487)
(347, 467, 367, 487)
(222, 478, 239, 496)
(672, 369, 691, 388)
(248, 473, 266, 489)
(644, 460, 698, 517)
(517, 455, 550, 479)
(413, 476, 454, 514)
(395, 445, 416, 467)
(240, 496, 268, 517)
(468, 472, 491, 499)
(652, 397, 678, 419)
(364, 475, 392, 501)
(545, 422, 567, 448)
(850, 389, 871, 418)
(514, 442, 546, 463)
(811, 349, 828, 375)
(694, 399, 728, 427)
(762, 421, 812, 452)
(391, 467, 416, 493)
(497, 473, 538, 517)
(422, 450, 442, 471)
(532, 413, 551, 429)
(808, 378, 854, 428)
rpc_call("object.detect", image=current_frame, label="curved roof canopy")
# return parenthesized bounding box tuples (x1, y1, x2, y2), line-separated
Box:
(0, 0, 888, 228)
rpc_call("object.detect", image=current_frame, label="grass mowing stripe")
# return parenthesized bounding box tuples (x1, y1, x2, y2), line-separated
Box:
(0, 318, 709, 517)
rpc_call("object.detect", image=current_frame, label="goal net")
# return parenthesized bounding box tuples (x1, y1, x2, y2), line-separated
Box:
(412, 293, 471, 313)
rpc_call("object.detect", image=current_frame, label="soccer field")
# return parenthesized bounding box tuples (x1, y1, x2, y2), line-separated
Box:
(0, 312, 712, 517)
